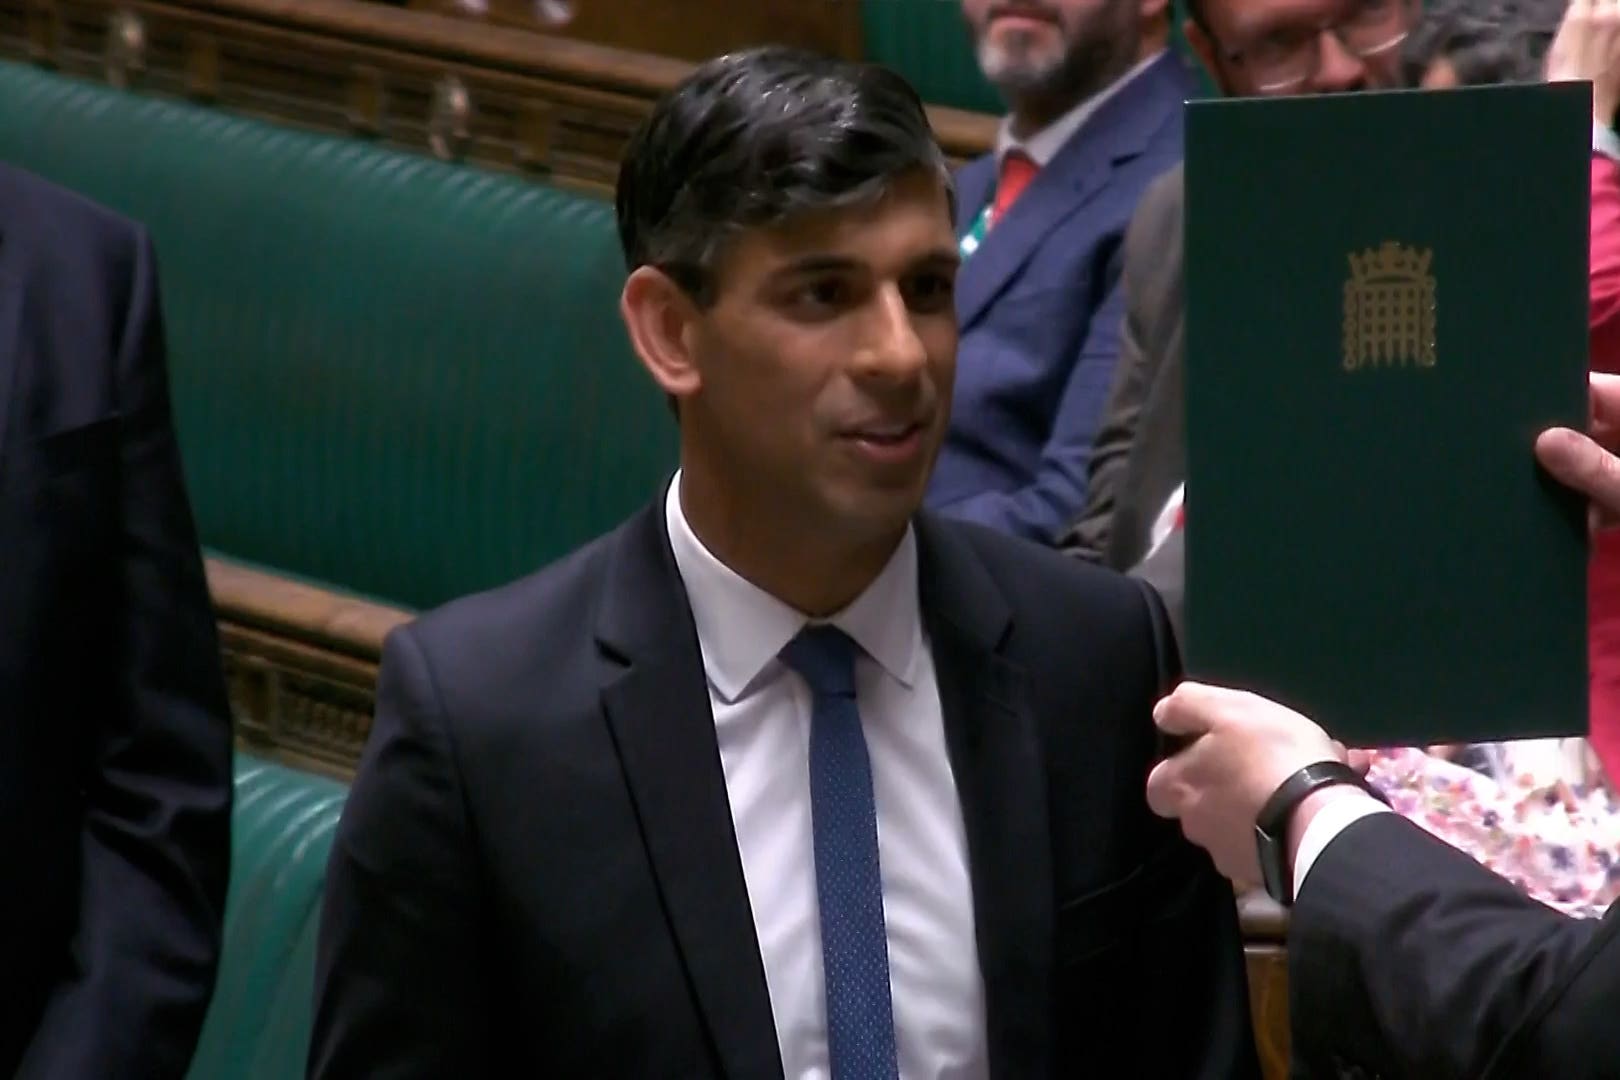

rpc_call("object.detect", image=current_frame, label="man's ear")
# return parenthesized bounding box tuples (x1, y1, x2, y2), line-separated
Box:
(621, 266, 703, 401)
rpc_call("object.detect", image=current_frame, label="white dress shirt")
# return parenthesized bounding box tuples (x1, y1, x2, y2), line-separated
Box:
(664, 475, 988, 1080)
(1293, 795, 1391, 901)
(993, 49, 1167, 168)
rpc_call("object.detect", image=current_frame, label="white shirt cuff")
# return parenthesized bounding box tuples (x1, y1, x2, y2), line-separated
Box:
(1291, 794, 1391, 902)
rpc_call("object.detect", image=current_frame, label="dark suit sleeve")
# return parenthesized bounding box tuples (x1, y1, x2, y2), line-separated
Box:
(310, 626, 494, 1079)
(1059, 170, 1180, 563)
(15, 230, 233, 1079)
(934, 246, 1129, 545)
(1290, 812, 1619, 1078)
(1128, 584, 1261, 1079)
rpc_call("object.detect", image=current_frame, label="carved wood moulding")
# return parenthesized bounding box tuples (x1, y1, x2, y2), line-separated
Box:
(0, 0, 995, 197)
(206, 557, 408, 779)
(407, 0, 865, 67)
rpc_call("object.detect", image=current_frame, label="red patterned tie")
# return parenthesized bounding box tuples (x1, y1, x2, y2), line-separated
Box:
(990, 150, 1039, 227)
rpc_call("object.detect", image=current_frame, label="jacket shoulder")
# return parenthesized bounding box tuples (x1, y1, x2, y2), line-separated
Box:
(391, 524, 622, 699)
(0, 162, 142, 253)
(945, 518, 1150, 625)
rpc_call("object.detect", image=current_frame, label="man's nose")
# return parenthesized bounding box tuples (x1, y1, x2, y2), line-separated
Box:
(1310, 31, 1369, 93)
(852, 285, 929, 381)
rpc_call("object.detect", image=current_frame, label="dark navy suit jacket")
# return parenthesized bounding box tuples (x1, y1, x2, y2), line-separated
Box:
(927, 51, 1195, 543)
(0, 163, 232, 1077)
(309, 503, 1259, 1078)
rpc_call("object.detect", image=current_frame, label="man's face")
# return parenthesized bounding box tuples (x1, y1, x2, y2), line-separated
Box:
(681, 169, 959, 544)
(1188, 0, 1412, 96)
(962, 0, 1139, 101)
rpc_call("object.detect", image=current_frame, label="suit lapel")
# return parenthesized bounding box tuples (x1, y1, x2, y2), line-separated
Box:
(954, 155, 997, 237)
(956, 52, 1191, 330)
(915, 516, 1054, 1078)
(596, 504, 784, 1080)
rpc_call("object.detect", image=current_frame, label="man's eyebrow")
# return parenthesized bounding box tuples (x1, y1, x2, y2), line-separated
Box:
(767, 254, 864, 279)
(766, 247, 960, 280)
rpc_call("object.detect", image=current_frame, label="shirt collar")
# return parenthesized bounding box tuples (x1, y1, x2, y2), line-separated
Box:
(994, 49, 1165, 167)
(664, 473, 922, 704)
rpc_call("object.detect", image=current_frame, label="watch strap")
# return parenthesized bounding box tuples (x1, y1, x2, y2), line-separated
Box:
(1254, 760, 1384, 905)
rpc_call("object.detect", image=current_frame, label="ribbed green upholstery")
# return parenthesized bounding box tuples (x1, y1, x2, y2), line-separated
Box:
(862, 0, 1002, 114)
(0, 61, 676, 610)
(187, 756, 347, 1080)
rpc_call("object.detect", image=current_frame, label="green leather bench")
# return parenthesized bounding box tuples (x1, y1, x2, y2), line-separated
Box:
(0, 60, 676, 612)
(187, 756, 346, 1080)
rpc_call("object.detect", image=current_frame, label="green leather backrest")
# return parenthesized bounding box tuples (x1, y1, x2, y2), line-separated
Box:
(187, 756, 347, 1080)
(0, 62, 676, 610)
(862, 0, 1002, 114)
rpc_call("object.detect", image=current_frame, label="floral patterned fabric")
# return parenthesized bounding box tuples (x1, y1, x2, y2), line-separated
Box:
(1366, 743, 1620, 919)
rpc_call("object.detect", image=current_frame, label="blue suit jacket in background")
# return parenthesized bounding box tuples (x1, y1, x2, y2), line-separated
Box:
(927, 51, 1195, 543)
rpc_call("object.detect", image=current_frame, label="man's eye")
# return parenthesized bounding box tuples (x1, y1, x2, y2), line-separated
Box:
(906, 273, 955, 309)
(794, 280, 848, 309)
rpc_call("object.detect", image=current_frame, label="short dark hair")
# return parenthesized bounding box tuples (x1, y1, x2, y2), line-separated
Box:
(1401, 0, 1563, 86)
(1184, 0, 1208, 32)
(615, 46, 951, 307)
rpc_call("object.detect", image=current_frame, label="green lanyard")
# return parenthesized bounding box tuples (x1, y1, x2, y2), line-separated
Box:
(959, 202, 993, 259)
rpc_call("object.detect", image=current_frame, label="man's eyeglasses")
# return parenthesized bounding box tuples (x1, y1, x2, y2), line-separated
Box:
(1212, 0, 1415, 93)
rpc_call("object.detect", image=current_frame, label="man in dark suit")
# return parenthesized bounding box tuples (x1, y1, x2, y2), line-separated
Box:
(1061, 0, 1419, 584)
(924, 0, 1195, 544)
(310, 46, 1257, 1079)
(1145, 376, 1620, 1078)
(1, 164, 233, 1076)
(1060, 161, 1184, 573)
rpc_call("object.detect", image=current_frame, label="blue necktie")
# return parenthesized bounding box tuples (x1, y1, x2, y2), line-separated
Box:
(779, 625, 900, 1080)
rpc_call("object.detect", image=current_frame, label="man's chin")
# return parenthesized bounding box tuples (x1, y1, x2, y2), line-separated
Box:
(818, 484, 927, 539)
(978, 44, 1067, 99)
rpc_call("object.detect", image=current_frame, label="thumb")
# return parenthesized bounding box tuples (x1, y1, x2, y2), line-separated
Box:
(1153, 683, 1219, 738)
(1536, 426, 1620, 518)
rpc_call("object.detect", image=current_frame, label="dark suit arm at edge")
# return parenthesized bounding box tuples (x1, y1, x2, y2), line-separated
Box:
(15, 230, 233, 1079)
(1057, 166, 1183, 564)
(1057, 249, 1154, 562)
(309, 626, 494, 1078)
(1289, 812, 1605, 1079)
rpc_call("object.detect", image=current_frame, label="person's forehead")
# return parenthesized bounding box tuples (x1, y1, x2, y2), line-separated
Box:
(741, 173, 956, 267)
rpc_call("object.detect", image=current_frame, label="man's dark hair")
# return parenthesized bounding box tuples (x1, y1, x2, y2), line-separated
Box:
(1184, 0, 1208, 32)
(1402, 0, 1564, 86)
(616, 46, 951, 307)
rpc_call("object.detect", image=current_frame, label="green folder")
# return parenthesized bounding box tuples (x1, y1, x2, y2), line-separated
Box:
(1184, 83, 1591, 747)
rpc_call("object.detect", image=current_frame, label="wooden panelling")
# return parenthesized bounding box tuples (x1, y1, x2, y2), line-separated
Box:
(410, 0, 864, 64)
(1240, 890, 1292, 1079)
(0, 0, 994, 197)
(207, 558, 409, 780)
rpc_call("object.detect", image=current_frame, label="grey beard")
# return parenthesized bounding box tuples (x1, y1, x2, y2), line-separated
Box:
(981, 31, 1137, 109)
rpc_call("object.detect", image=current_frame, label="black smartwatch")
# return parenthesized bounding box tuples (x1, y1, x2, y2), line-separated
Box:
(1255, 760, 1385, 906)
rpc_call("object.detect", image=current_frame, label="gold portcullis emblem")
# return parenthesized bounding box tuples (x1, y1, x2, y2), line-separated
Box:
(1343, 241, 1436, 372)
